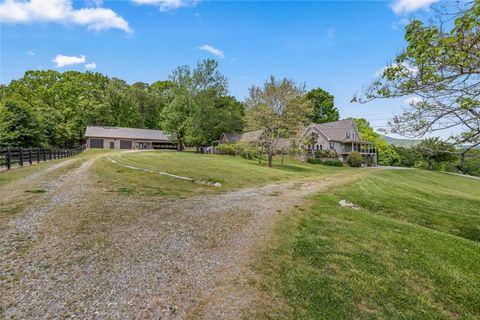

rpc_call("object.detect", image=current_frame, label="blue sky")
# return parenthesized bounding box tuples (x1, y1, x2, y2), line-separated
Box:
(0, 0, 453, 138)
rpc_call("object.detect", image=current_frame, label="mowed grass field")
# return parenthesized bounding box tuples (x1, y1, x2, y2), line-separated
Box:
(252, 169, 480, 319)
(3, 150, 479, 319)
(92, 151, 345, 198)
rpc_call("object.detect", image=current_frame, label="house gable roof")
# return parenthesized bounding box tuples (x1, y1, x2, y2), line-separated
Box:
(220, 129, 265, 143)
(222, 132, 242, 143)
(85, 126, 169, 141)
(239, 129, 264, 143)
(309, 119, 363, 142)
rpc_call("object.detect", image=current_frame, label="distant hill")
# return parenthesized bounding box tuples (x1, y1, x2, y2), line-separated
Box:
(379, 134, 480, 150)
(379, 134, 421, 148)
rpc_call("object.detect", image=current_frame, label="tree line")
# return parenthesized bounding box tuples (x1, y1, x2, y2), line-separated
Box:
(0, 60, 340, 154)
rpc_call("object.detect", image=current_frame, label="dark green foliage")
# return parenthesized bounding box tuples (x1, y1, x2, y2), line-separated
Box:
(0, 101, 43, 147)
(1, 64, 243, 149)
(0, 70, 175, 148)
(307, 158, 321, 164)
(393, 146, 417, 167)
(353, 118, 399, 166)
(322, 159, 343, 167)
(413, 137, 458, 170)
(462, 150, 480, 176)
(314, 149, 337, 159)
(306, 88, 339, 123)
(215, 143, 258, 159)
(160, 60, 244, 151)
(346, 151, 362, 167)
(307, 157, 343, 167)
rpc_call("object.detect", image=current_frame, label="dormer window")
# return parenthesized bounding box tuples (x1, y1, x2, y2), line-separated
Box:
(346, 132, 351, 139)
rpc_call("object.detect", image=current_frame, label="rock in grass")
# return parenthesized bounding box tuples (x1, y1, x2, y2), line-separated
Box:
(213, 182, 222, 187)
(339, 199, 359, 209)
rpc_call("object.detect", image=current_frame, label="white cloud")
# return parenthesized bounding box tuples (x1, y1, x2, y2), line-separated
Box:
(86, 0, 103, 6)
(53, 54, 86, 67)
(85, 62, 97, 69)
(375, 62, 418, 77)
(25, 50, 35, 56)
(0, 0, 131, 33)
(391, 0, 438, 15)
(405, 97, 423, 105)
(197, 44, 224, 58)
(132, 0, 198, 11)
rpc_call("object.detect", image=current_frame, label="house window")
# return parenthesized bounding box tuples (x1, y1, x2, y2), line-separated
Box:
(316, 144, 319, 150)
(346, 132, 351, 139)
(330, 142, 335, 149)
(320, 144, 323, 150)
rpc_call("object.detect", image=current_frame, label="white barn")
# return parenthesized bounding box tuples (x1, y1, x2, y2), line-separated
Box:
(84, 126, 177, 150)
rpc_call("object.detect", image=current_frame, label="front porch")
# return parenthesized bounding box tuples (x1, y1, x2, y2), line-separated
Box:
(340, 141, 377, 166)
(341, 141, 376, 154)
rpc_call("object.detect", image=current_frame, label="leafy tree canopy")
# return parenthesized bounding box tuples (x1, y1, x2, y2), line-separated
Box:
(0, 101, 43, 147)
(246, 75, 313, 167)
(306, 88, 339, 123)
(354, 1, 480, 164)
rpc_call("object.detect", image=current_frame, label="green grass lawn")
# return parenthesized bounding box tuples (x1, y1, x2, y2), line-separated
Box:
(252, 169, 480, 319)
(333, 169, 480, 242)
(93, 151, 345, 198)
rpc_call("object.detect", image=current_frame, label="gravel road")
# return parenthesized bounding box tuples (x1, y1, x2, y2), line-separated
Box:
(0, 155, 366, 319)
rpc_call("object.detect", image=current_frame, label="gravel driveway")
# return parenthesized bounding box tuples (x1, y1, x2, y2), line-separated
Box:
(0, 155, 367, 319)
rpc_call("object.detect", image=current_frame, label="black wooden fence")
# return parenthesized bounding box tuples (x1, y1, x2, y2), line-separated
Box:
(0, 145, 86, 170)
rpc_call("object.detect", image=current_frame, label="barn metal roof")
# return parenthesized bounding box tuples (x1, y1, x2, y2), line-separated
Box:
(85, 126, 170, 141)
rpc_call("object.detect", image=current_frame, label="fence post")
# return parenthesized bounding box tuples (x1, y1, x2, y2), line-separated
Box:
(36, 147, 40, 163)
(29, 148, 33, 165)
(6, 147, 11, 170)
(43, 148, 46, 162)
(49, 149, 52, 160)
(19, 147, 24, 166)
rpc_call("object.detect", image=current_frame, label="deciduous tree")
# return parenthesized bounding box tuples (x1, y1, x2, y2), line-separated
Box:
(0, 101, 43, 147)
(354, 1, 480, 170)
(246, 76, 312, 167)
(306, 88, 339, 123)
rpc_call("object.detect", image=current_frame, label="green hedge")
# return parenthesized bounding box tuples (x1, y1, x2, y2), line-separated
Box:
(314, 149, 338, 159)
(215, 143, 258, 160)
(307, 157, 344, 167)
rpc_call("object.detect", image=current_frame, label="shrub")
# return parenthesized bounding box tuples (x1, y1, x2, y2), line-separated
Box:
(216, 143, 258, 160)
(307, 158, 343, 167)
(462, 157, 480, 176)
(314, 149, 337, 159)
(346, 151, 362, 167)
(216, 143, 236, 155)
(322, 159, 343, 167)
(307, 158, 322, 164)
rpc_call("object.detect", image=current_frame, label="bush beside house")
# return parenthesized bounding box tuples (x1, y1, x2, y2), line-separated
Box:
(215, 143, 258, 159)
(346, 151, 363, 167)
